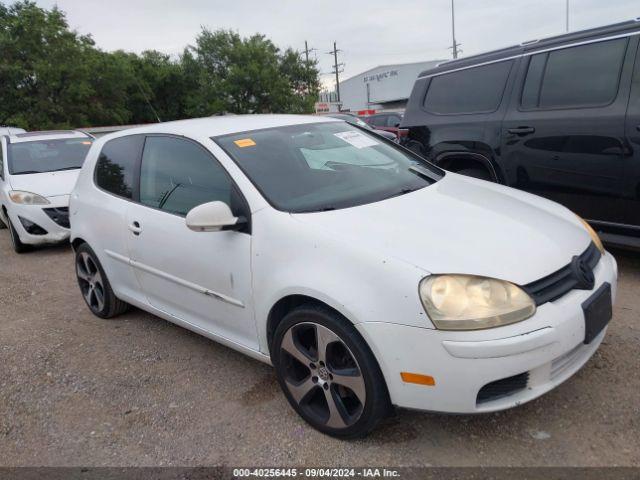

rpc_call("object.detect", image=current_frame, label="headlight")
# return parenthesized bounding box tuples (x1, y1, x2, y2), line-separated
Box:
(9, 191, 50, 205)
(577, 216, 605, 255)
(419, 275, 536, 330)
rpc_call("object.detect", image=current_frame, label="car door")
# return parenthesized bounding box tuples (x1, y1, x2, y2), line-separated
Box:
(125, 135, 256, 349)
(502, 35, 635, 225)
(623, 37, 640, 232)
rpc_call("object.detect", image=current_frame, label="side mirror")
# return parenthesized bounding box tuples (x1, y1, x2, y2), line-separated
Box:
(185, 201, 244, 232)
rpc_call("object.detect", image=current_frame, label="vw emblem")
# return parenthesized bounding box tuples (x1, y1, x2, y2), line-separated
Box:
(571, 256, 595, 290)
(318, 366, 330, 382)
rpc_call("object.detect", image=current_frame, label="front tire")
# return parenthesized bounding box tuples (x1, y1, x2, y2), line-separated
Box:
(272, 305, 390, 438)
(75, 243, 129, 318)
(7, 217, 31, 254)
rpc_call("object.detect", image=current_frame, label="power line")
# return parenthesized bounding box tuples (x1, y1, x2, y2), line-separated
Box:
(326, 41, 344, 106)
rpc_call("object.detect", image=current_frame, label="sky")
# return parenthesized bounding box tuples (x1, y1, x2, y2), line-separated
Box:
(18, 0, 640, 89)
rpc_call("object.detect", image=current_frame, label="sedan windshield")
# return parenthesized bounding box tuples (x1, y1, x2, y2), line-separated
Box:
(214, 122, 443, 213)
(8, 138, 93, 175)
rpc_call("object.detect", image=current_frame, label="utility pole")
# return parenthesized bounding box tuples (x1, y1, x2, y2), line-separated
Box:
(450, 0, 462, 59)
(327, 42, 344, 105)
(304, 41, 316, 64)
(565, 0, 570, 32)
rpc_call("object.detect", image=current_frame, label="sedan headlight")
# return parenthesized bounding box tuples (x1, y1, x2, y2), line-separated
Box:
(419, 275, 536, 330)
(577, 216, 605, 255)
(9, 191, 50, 205)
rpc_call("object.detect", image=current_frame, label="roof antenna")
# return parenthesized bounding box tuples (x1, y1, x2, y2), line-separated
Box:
(134, 77, 162, 123)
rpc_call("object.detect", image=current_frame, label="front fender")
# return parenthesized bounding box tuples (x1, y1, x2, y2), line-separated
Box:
(250, 210, 434, 354)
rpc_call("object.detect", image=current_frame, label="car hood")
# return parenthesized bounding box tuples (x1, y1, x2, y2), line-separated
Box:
(291, 173, 591, 286)
(9, 170, 80, 198)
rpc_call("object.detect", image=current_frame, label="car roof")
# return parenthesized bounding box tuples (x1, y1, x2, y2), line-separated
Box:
(418, 18, 640, 78)
(9, 130, 92, 144)
(103, 115, 340, 140)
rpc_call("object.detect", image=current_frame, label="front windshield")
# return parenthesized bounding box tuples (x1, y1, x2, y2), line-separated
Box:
(215, 122, 443, 213)
(8, 138, 93, 175)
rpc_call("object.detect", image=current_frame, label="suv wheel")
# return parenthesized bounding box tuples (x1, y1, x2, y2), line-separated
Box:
(75, 243, 129, 318)
(272, 305, 390, 438)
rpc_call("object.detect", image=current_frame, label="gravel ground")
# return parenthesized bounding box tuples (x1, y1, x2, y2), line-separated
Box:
(0, 230, 638, 467)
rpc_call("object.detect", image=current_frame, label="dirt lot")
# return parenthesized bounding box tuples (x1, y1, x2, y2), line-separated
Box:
(0, 230, 638, 467)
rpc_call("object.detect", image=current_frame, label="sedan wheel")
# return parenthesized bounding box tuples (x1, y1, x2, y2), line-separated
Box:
(273, 305, 390, 438)
(76, 251, 106, 313)
(74, 243, 129, 319)
(280, 322, 367, 429)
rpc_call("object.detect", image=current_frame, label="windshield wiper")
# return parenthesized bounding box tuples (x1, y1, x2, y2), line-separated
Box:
(383, 186, 421, 200)
(296, 205, 337, 213)
(51, 166, 81, 172)
(408, 165, 434, 182)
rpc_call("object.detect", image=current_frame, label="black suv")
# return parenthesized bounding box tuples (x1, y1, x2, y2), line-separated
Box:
(403, 19, 640, 249)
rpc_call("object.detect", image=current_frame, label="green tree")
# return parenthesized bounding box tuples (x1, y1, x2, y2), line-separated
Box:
(184, 29, 320, 115)
(0, 2, 320, 129)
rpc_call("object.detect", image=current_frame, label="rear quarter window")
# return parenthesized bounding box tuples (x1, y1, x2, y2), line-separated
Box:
(521, 37, 628, 110)
(423, 60, 513, 115)
(94, 135, 145, 199)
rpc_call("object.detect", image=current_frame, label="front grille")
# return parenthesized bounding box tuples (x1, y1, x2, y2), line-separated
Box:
(477, 372, 529, 404)
(43, 207, 70, 228)
(523, 242, 600, 306)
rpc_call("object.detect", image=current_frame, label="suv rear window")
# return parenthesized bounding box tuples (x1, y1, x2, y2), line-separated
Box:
(423, 60, 513, 114)
(521, 37, 628, 109)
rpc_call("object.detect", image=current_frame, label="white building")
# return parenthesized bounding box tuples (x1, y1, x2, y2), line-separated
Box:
(318, 59, 444, 113)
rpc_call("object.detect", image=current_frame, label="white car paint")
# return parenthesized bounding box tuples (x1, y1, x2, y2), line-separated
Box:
(0, 131, 92, 246)
(70, 115, 618, 413)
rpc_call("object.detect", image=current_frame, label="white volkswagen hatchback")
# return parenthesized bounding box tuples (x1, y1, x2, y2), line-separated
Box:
(0, 130, 94, 253)
(70, 115, 617, 438)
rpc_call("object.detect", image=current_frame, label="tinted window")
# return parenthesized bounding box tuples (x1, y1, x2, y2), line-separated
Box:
(139, 136, 233, 216)
(368, 115, 387, 127)
(8, 138, 93, 175)
(386, 115, 402, 127)
(524, 38, 627, 109)
(424, 60, 513, 114)
(95, 136, 143, 199)
(521, 54, 547, 109)
(215, 122, 441, 213)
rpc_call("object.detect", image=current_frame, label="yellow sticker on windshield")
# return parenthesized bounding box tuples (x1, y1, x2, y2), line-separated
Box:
(234, 138, 256, 148)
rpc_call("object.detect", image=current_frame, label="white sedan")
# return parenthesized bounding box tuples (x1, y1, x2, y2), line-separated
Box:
(0, 130, 94, 253)
(69, 115, 617, 438)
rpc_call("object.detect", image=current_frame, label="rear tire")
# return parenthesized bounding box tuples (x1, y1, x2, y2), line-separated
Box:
(75, 243, 129, 318)
(272, 304, 390, 438)
(7, 217, 31, 254)
(456, 167, 493, 181)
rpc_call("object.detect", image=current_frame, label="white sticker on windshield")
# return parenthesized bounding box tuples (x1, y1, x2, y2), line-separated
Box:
(334, 131, 379, 149)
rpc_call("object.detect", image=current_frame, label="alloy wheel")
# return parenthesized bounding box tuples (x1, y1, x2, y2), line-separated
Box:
(279, 322, 367, 429)
(76, 252, 106, 313)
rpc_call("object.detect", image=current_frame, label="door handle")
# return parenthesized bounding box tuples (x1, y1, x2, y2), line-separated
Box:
(128, 221, 142, 236)
(508, 126, 536, 136)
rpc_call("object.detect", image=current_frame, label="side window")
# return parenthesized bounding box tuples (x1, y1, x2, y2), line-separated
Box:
(95, 135, 144, 199)
(139, 136, 233, 217)
(521, 37, 628, 109)
(368, 116, 387, 127)
(386, 115, 401, 127)
(424, 60, 513, 114)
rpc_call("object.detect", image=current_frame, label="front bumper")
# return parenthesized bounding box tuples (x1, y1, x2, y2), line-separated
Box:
(357, 251, 618, 413)
(6, 195, 71, 245)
